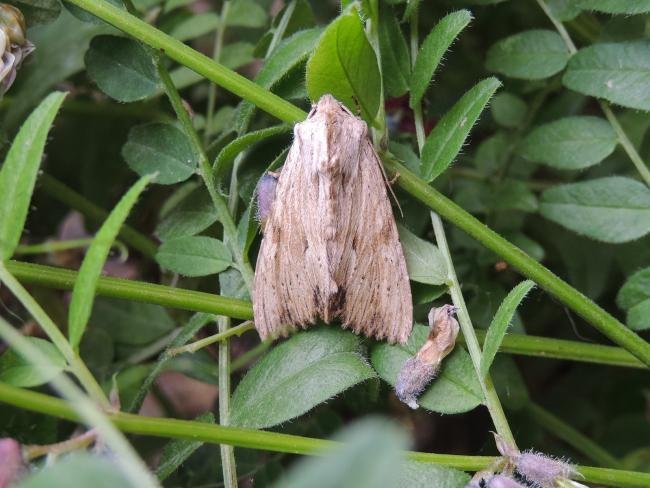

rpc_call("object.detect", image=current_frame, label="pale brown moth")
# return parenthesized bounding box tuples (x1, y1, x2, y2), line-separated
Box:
(253, 94, 412, 343)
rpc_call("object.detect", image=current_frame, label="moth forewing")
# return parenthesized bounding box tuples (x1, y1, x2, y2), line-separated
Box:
(253, 94, 413, 343)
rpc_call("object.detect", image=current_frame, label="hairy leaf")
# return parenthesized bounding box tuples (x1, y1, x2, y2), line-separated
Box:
(231, 328, 376, 428)
(226, 0, 268, 28)
(68, 175, 153, 350)
(397, 225, 448, 285)
(85, 35, 159, 102)
(378, 3, 411, 97)
(421, 78, 501, 181)
(156, 236, 232, 277)
(306, 9, 380, 123)
(410, 10, 472, 108)
(371, 324, 483, 414)
(0, 337, 66, 387)
(540, 177, 650, 243)
(122, 122, 198, 184)
(0, 92, 66, 260)
(577, 0, 650, 14)
(617, 267, 650, 331)
(563, 40, 650, 111)
(518, 116, 617, 170)
(486, 30, 569, 80)
(170, 13, 220, 41)
(480, 280, 535, 377)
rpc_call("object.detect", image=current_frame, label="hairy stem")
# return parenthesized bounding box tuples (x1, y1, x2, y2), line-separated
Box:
(534, 0, 650, 186)
(1, 383, 649, 488)
(204, 0, 230, 145)
(168, 321, 254, 357)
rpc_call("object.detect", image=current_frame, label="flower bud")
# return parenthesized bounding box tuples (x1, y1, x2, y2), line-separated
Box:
(395, 304, 459, 409)
(0, 438, 25, 487)
(465, 472, 527, 488)
(516, 450, 577, 488)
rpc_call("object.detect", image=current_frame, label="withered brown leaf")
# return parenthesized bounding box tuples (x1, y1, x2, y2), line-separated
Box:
(253, 94, 412, 343)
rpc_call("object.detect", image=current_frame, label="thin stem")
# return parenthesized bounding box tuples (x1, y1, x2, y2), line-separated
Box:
(168, 321, 254, 357)
(431, 213, 516, 447)
(14, 238, 95, 255)
(65, 0, 305, 125)
(0, 263, 110, 408)
(2, 383, 649, 488)
(25, 429, 97, 460)
(535, 0, 650, 186)
(526, 402, 623, 469)
(265, 0, 296, 56)
(156, 56, 254, 289)
(218, 316, 238, 488)
(38, 174, 158, 258)
(0, 321, 158, 488)
(381, 157, 650, 368)
(7, 260, 645, 368)
(204, 0, 230, 145)
(230, 340, 271, 372)
(409, 9, 514, 446)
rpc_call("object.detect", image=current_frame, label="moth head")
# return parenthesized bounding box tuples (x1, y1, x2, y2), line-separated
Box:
(308, 94, 354, 119)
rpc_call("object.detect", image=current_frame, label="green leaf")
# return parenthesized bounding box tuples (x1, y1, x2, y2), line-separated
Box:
(409, 10, 472, 108)
(0, 337, 66, 387)
(577, 0, 650, 14)
(306, 9, 381, 123)
(518, 116, 617, 170)
(65, 0, 123, 24)
(488, 180, 538, 213)
(378, 3, 411, 98)
(479, 280, 535, 377)
(155, 188, 217, 241)
(213, 124, 291, 178)
(491, 92, 527, 129)
(371, 324, 483, 414)
(540, 177, 650, 243)
(8, 0, 61, 25)
(170, 13, 220, 41)
(122, 122, 198, 184)
(156, 236, 233, 277)
(85, 35, 160, 102)
(231, 327, 377, 428)
(562, 41, 650, 111)
(19, 453, 133, 488)
(155, 412, 215, 481)
(68, 175, 153, 350)
(617, 267, 650, 331)
(399, 461, 470, 488)
(235, 27, 322, 132)
(397, 225, 448, 285)
(420, 77, 501, 182)
(486, 30, 570, 80)
(275, 418, 408, 488)
(226, 0, 268, 28)
(221, 42, 255, 70)
(474, 132, 509, 174)
(91, 297, 176, 346)
(0, 91, 66, 261)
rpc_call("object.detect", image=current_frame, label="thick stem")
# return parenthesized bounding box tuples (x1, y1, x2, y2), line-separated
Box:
(1, 383, 649, 488)
(381, 157, 650, 368)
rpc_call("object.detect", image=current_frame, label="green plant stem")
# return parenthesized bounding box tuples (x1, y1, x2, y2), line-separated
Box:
(167, 321, 254, 357)
(431, 213, 516, 447)
(265, 0, 296, 56)
(534, 0, 650, 186)
(217, 316, 238, 488)
(409, 8, 515, 447)
(0, 263, 109, 408)
(526, 402, 623, 469)
(38, 174, 158, 258)
(0, 322, 158, 488)
(1, 383, 649, 488)
(25, 429, 97, 460)
(6, 260, 253, 320)
(230, 340, 271, 372)
(156, 57, 254, 290)
(65, 0, 305, 125)
(7, 260, 643, 368)
(14, 238, 95, 255)
(204, 0, 230, 145)
(382, 157, 650, 367)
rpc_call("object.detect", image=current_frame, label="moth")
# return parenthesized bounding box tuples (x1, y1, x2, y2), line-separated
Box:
(252, 94, 412, 343)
